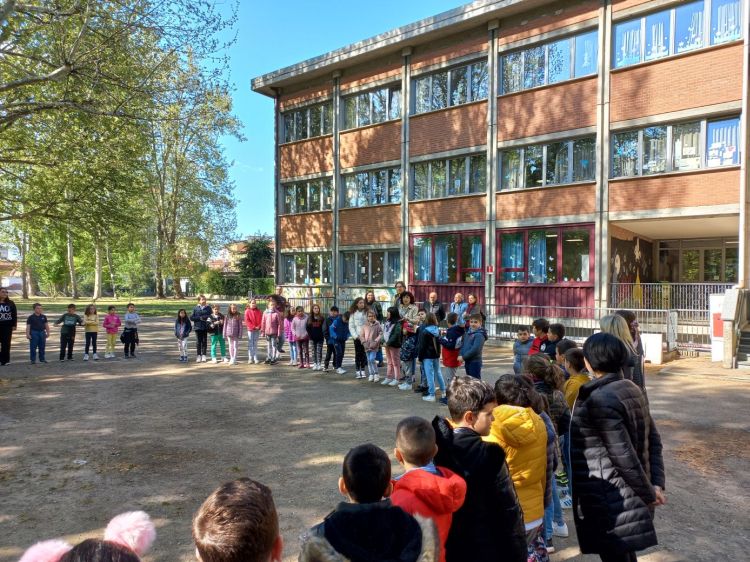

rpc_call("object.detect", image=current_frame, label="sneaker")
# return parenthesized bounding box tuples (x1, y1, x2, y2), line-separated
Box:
(552, 522, 569, 538)
(264, 358, 271, 364)
(380, 377, 390, 385)
(197, 356, 202, 363)
(421, 389, 430, 396)
(60, 358, 65, 362)
(556, 470, 569, 486)
(211, 357, 218, 364)
(270, 359, 278, 365)
(336, 368, 346, 375)
(123, 354, 129, 359)
(298, 363, 305, 369)
(40, 360, 47, 363)
(560, 494, 573, 510)
(388, 378, 400, 386)
(355, 371, 362, 379)
(546, 540, 555, 554)
(230, 359, 237, 365)
(201, 355, 208, 362)
(83, 354, 89, 361)
(422, 395, 436, 402)
(439, 397, 448, 405)
(67, 357, 74, 361)
(398, 382, 411, 391)
(30, 360, 36, 364)
(368, 374, 374, 381)
(93, 353, 99, 361)
(248, 358, 253, 364)
(377, 361, 384, 367)
(288, 360, 295, 366)
(373, 375, 380, 382)
(358, 372, 366, 379)
(221, 357, 228, 363)
(254, 358, 260, 364)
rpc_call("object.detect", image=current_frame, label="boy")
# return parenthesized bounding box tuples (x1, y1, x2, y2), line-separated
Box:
(432, 376, 526, 562)
(301, 443, 437, 561)
(54, 303, 83, 361)
(439, 312, 464, 387)
(512, 327, 532, 375)
(26, 302, 50, 364)
(457, 314, 486, 379)
(555, 338, 578, 380)
(123, 302, 141, 358)
(193, 478, 283, 562)
(322, 305, 338, 372)
(391, 416, 467, 562)
(330, 309, 349, 375)
(528, 318, 549, 357)
(545, 322, 565, 361)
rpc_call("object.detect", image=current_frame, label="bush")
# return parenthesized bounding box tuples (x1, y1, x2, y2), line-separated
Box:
(248, 278, 274, 298)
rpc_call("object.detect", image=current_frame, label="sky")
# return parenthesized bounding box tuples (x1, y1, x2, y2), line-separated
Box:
(218, 0, 466, 238)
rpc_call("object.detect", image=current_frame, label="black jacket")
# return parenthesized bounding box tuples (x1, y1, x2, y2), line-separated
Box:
(570, 372, 665, 555)
(0, 299, 17, 329)
(307, 314, 325, 342)
(432, 417, 526, 562)
(191, 304, 212, 331)
(424, 301, 446, 323)
(365, 299, 384, 322)
(417, 326, 441, 361)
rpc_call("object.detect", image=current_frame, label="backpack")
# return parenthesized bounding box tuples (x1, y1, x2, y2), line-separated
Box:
(400, 333, 418, 361)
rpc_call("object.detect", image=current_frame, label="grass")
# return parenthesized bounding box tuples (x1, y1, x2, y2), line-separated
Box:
(14, 297, 261, 317)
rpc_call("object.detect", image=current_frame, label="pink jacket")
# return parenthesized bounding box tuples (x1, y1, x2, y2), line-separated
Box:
(284, 317, 296, 343)
(245, 307, 262, 331)
(260, 309, 283, 337)
(291, 314, 309, 340)
(223, 315, 243, 339)
(102, 313, 121, 335)
(362, 321, 383, 351)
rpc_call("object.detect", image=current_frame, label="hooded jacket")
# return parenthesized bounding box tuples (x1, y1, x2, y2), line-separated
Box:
(260, 309, 283, 338)
(223, 314, 242, 339)
(459, 327, 487, 363)
(484, 405, 548, 525)
(564, 373, 592, 410)
(349, 309, 367, 340)
(439, 325, 464, 368)
(417, 325, 441, 361)
(361, 321, 383, 351)
(391, 466, 467, 562)
(0, 299, 17, 329)
(291, 313, 309, 340)
(329, 315, 350, 343)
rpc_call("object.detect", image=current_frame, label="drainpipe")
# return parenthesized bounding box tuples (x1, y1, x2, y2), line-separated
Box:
(486, 20, 499, 332)
(401, 48, 412, 288)
(273, 88, 281, 293)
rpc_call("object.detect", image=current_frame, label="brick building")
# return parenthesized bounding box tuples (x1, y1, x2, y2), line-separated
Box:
(252, 0, 749, 334)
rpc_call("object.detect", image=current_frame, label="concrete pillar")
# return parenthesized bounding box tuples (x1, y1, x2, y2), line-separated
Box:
(486, 20, 500, 323)
(273, 88, 282, 289)
(332, 71, 342, 301)
(400, 48, 412, 287)
(738, 0, 750, 289)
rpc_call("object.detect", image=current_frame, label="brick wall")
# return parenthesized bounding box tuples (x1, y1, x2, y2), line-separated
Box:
(279, 213, 333, 249)
(409, 194, 487, 227)
(497, 183, 596, 219)
(612, 0, 653, 12)
(340, 121, 402, 169)
(279, 84, 332, 111)
(498, 0, 599, 46)
(610, 44, 743, 123)
(609, 169, 741, 212)
(411, 33, 488, 71)
(339, 205, 402, 245)
(409, 103, 487, 157)
(340, 63, 402, 92)
(279, 136, 334, 179)
(498, 77, 597, 141)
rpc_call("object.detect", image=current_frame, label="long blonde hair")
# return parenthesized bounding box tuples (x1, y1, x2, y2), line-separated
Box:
(599, 314, 637, 354)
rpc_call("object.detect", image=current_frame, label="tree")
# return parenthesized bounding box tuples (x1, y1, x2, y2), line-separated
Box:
(238, 234, 274, 280)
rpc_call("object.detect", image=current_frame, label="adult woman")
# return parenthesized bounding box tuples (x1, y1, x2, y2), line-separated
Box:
(463, 294, 485, 328)
(398, 291, 418, 325)
(365, 291, 384, 366)
(392, 281, 406, 308)
(616, 309, 645, 389)
(599, 314, 641, 388)
(0, 287, 17, 365)
(571, 333, 666, 562)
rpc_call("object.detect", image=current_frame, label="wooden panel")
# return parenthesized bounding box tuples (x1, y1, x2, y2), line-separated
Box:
(494, 286, 595, 315)
(409, 194, 487, 227)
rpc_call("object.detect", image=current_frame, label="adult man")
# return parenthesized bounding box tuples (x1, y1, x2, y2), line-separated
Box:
(425, 292, 446, 323)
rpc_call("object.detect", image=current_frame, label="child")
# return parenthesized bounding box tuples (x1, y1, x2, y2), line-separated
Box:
(439, 312, 464, 387)
(209, 304, 227, 364)
(284, 308, 298, 366)
(512, 327, 533, 375)
(193, 479, 283, 562)
(301, 443, 437, 561)
(223, 303, 243, 365)
(174, 309, 192, 362)
(122, 303, 141, 359)
(391, 416, 467, 562)
(291, 305, 310, 369)
(528, 318, 550, 357)
(412, 309, 428, 394)
(306, 303, 325, 371)
(330, 310, 350, 375)
(418, 312, 446, 403)
(83, 304, 99, 361)
(54, 304, 83, 361)
(383, 306, 402, 386)
(457, 314, 487, 379)
(563, 347, 590, 411)
(362, 309, 383, 382)
(102, 305, 121, 359)
(398, 320, 419, 391)
(25, 302, 50, 364)
(432, 376, 527, 562)
(260, 296, 283, 365)
(349, 297, 368, 379)
(546, 323, 565, 361)
(322, 306, 339, 372)
(555, 338, 578, 380)
(191, 295, 212, 362)
(244, 299, 262, 364)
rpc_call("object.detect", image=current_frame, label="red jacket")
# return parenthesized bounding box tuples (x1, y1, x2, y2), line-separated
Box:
(528, 335, 547, 356)
(244, 307, 263, 331)
(391, 465, 467, 562)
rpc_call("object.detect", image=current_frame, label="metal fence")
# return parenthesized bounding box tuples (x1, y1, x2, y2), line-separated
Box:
(609, 283, 733, 311)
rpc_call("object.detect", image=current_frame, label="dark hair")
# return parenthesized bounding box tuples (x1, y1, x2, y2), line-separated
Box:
(516, 326, 529, 333)
(32, 302, 42, 309)
(198, 294, 206, 300)
(616, 309, 639, 340)
(268, 295, 282, 308)
(193, 478, 279, 562)
(59, 539, 140, 562)
(394, 280, 406, 290)
(399, 291, 415, 305)
(565, 348, 586, 373)
(583, 332, 630, 374)
(330, 305, 339, 312)
(308, 303, 324, 323)
(468, 313, 483, 324)
(295, 306, 304, 313)
(126, 302, 135, 308)
(342, 443, 391, 503)
(67, 303, 76, 309)
(396, 416, 436, 467)
(386, 306, 401, 323)
(108, 306, 116, 312)
(349, 297, 366, 315)
(423, 312, 438, 327)
(446, 312, 458, 325)
(177, 308, 188, 321)
(555, 339, 578, 357)
(494, 374, 546, 415)
(531, 318, 549, 332)
(447, 375, 496, 422)
(549, 323, 565, 339)
(524, 354, 565, 390)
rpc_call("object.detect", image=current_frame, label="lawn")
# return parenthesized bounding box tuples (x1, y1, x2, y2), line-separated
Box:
(13, 297, 260, 317)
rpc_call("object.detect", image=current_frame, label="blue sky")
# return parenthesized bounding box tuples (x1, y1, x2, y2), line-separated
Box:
(219, 0, 466, 238)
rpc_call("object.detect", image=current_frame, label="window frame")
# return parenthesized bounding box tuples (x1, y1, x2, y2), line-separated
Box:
(341, 84, 402, 130)
(341, 167, 402, 208)
(409, 231, 485, 285)
(339, 249, 401, 286)
(280, 101, 334, 144)
(280, 252, 332, 285)
(410, 153, 487, 200)
(412, 59, 489, 116)
(280, 177, 333, 215)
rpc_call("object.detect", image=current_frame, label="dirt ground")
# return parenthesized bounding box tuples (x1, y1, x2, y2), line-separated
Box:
(1, 318, 749, 561)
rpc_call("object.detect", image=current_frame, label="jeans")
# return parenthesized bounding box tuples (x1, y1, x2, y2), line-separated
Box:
(289, 340, 298, 362)
(30, 330, 46, 362)
(177, 337, 188, 357)
(544, 479, 565, 540)
(324, 343, 335, 368)
(385, 346, 400, 379)
(247, 329, 260, 359)
(210, 334, 226, 358)
(561, 433, 572, 495)
(85, 332, 98, 354)
(311, 340, 323, 365)
(122, 329, 137, 356)
(422, 358, 446, 397)
(266, 335, 278, 361)
(333, 341, 345, 369)
(195, 330, 208, 356)
(376, 347, 383, 363)
(366, 350, 378, 376)
(296, 338, 309, 365)
(464, 360, 482, 379)
(60, 332, 75, 360)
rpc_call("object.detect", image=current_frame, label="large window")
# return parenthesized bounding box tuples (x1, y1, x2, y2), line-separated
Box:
(282, 178, 333, 214)
(613, 0, 742, 69)
(281, 253, 332, 285)
(501, 30, 598, 94)
(658, 239, 738, 282)
(282, 102, 333, 143)
(342, 167, 402, 208)
(411, 233, 483, 284)
(341, 250, 400, 285)
(413, 60, 488, 114)
(611, 116, 741, 178)
(498, 227, 593, 284)
(410, 154, 486, 200)
(499, 137, 595, 190)
(343, 85, 401, 129)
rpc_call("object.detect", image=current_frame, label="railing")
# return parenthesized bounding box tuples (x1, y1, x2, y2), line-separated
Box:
(609, 283, 733, 311)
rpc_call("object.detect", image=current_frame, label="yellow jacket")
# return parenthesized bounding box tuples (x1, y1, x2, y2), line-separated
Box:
(484, 404, 547, 524)
(84, 313, 98, 333)
(564, 373, 591, 410)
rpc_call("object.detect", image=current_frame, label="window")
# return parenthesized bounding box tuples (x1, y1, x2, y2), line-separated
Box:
(411, 233, 484, 284)
(498, 226, 593, 284)
(343, 85, 401, 129)
(500, 30, 598, 94)
(281, 253, 332, 284)
(642, 126, 667, 175)
(658, 239, 738, 282)
(341, 250, 400, 285)
(673, 122, 701, 171)
(281, 102, 333, 143)
(413, 60, 489, 114)
(612, 131, 639, 177)
(645, 10, 671, 61)
(410, 153, 487, 200)
(712, 0, 742, 45)
(707, 117, 740, 167)
(281, 178, 333, 214)
(341, 167, 402, 207)
(676, 2, 705, 53)
(499, 137, 596, 189)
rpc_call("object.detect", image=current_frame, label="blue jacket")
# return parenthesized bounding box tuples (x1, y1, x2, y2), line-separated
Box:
(175, 317, 192, 339)
(439, 324, 465, 350)
(191, 304, 212, 331)
(329, 315, 350, 343)
(450, 301, 468, 319)
(512, 338, 533, 374)
(460, 327, 487, 362)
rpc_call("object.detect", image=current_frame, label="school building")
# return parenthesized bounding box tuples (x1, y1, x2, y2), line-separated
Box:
(252, 0, 750, 353)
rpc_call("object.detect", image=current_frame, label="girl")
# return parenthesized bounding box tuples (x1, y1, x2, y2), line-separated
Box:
(330, 308, 349, 374)
(260, 295, 283, 364)
(365, 290, 384, 367)
(601, 313, 642, 389)
(417, 312, 446, 403)
(244, 299, 263, 364)
(0, 287, 17, 365)
(174, 309, 192, 362)
(398, 291, 419, 325)
(83, 304, 99, 361)
(616, 309, 645, 389)
(208, 304, 227, 364)
(223, 303, 243, 365)
(382, 306, 402, 386)
(122, 303, 140, 359)
(361, 309, 383, 382)
(284, 306, 298, 366)
(307, 303, 325, 371)
(291, 305, 310, 369)
(102, 306, 121, 359)
(348, 297, 368, 379)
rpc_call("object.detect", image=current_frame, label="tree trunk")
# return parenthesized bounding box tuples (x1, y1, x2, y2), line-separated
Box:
(20, 231, 28, 299)
(155, 223, 166, 299)
(93, 238, 102, 300)
(105, 238, 117, 299)
(66, 226, 78, 298)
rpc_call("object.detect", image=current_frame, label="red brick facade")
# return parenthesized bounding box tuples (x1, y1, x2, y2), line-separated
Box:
(339, 205, 402, 246)
(409, 195, 487, 227)
(279, 213, 333, 249)
(279, 136, 334, 179)
(410, 103, 487, 157)
(497, 183, 597, 220)
(340, 122, 401, 169)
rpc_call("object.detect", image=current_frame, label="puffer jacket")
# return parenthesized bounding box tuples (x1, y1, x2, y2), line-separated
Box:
(564, 373, 592, 410)
(533, 379, 571, 437)
(570, 372, 665, 555)
(260, 309, 283, 338)
(361, 321, 382, 351)
(349, 309, 367, 340)
(244, 307, 262, 331)
(484, 405, 548, 525)
(190, 304, 212, 331)
(417, 325, 441, 360)
(222, 315, 242, 339)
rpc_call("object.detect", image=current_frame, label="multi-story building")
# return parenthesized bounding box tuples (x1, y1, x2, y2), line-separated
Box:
(252, 0, 749, 344)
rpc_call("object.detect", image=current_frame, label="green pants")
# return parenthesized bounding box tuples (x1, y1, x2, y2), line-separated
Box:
(210, 334, 226, 358)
